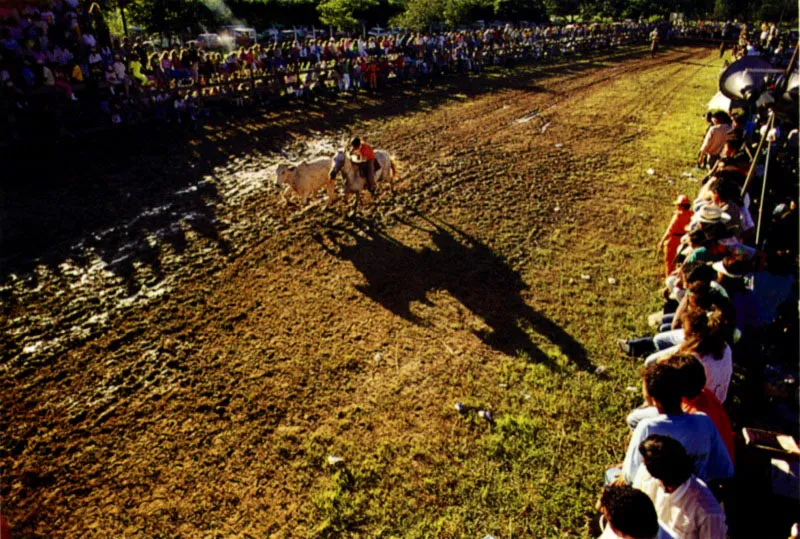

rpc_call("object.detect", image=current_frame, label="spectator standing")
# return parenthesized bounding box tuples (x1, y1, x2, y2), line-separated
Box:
(698, 111, 732, 168)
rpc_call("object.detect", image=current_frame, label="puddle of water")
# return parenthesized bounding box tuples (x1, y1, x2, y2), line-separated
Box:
(4, 133, 347, 368)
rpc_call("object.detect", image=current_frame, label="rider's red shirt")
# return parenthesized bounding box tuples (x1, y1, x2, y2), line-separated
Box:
(355, 143, 376, 161)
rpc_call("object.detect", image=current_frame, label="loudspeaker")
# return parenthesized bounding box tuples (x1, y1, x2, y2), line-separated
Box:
(719, 56, 779, 101)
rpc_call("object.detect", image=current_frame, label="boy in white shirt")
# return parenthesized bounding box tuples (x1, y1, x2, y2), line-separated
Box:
(598, 484, 673, 539)
(634, 434, 727, 539)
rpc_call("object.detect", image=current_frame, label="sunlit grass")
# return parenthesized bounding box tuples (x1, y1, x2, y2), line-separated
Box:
(303, 49, 722, 537)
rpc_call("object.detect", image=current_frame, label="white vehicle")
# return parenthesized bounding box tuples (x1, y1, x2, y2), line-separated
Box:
(197, 33, 220, 48)
(260, 28, 280, 42)
(219, 26, 257, 46)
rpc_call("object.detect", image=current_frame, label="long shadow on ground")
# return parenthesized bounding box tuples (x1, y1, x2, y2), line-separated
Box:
(314, 215, 592, 371)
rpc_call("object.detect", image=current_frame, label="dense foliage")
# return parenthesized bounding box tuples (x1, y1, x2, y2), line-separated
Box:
(110, 0, 795, 35)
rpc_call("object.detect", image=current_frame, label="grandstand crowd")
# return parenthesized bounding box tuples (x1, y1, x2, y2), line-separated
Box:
(1, 0, 673, 141)
(597, 36, 799, 539)
(5, 0, 797, 144)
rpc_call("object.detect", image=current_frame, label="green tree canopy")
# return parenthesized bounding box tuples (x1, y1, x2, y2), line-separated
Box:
(110, 0, 799, 36)
(317, 0, 379, 28)
(494, 0, 547, 22)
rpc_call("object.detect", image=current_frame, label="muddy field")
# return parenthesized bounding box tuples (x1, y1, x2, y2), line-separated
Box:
(2, 46, 714, 536)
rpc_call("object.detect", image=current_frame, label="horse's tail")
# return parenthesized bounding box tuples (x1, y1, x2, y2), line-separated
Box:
(390, 159, 397, 179)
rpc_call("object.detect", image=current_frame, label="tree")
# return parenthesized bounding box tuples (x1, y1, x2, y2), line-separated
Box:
(544, 0, 582, 19)
(494, 0, 547, 22)
(392, 0, 495, 29)
(318, 0, 379, 28)
(123, 0, 217, 35)
(390, 0, 445, 29)
(757, 0, 798, 22)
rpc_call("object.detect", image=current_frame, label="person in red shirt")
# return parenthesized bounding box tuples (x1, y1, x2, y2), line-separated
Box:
(625, 353, 735, 465)
(1, 510, 10, 538)
(659, 194, 694, 277)
(350, 137, 378, 192)
(670, 353, 735, 463)
(366, 60, 378, 90)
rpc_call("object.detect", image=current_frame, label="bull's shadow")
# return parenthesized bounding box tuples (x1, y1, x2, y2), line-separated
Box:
(314, 215, 591, 371)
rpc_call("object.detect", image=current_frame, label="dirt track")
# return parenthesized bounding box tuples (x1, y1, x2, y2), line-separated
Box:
(2, 46, 711, 536)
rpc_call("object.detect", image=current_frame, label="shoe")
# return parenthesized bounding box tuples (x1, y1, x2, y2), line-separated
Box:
(647, 311, 664, 328)
(617, 339, 631, 355)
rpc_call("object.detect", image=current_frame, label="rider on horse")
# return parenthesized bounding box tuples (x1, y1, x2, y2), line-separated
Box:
(350, 137, 379, 193)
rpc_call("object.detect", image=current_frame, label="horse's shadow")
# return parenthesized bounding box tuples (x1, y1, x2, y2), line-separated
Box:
(313, 215, 591, 371)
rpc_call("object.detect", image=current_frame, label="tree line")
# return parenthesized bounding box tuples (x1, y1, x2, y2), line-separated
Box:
(107, 0, 797, 36)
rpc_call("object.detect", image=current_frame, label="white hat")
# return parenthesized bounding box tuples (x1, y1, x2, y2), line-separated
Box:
(693, 204, 731, 225)
(712, 260, 745, 278)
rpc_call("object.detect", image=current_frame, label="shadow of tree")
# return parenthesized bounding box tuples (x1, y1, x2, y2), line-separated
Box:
(314, 215, 592, 371)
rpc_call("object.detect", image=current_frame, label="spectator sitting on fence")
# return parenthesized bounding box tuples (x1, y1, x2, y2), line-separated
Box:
(618, 361, 733, 485)
(626, 351, 736, 465)
(596, 484, 666, 539)
(633, 434, 727, 539)
(619, 261, 727, 358)
(712, 255, 761, 339)
(644, 307, 733, 405)
(697, 111, 732, 169)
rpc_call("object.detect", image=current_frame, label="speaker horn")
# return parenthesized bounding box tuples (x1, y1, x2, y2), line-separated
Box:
(782, 70, 799, 104)
(719, 56, 783, 101)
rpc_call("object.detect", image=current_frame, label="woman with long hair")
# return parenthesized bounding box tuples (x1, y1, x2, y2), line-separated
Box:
(658, 309, 733, 404)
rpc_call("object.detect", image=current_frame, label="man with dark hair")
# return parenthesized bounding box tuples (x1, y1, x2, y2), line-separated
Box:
(668, 353, 735, 462)
(621, 363, 732, 484)
(634, 435, 727, 538)
(625, 354, 735, 464)
(598, 485, 668, 539)
(349, 136, 378, 193)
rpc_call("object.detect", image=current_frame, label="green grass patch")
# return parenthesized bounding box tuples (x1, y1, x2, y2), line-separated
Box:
(304, 49, 723, 537)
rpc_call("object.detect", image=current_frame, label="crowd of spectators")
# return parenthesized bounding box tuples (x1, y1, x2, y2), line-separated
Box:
(1, 0, 663, 142)
(596, 28, 798, 539)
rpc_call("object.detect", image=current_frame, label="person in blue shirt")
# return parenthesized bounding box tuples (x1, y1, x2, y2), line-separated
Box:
(622, 362, 733, 485)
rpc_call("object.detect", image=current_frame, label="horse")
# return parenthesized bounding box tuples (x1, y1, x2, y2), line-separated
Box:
(329, 150, 396, 211)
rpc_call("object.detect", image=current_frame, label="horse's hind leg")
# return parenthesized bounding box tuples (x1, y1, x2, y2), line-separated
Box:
(385, 171, 395, 194)
(325, 180, 337, 207)
(347, 192, 360, 218)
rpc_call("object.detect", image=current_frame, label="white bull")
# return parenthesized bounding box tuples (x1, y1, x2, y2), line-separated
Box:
(275, 157, 337, 205)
